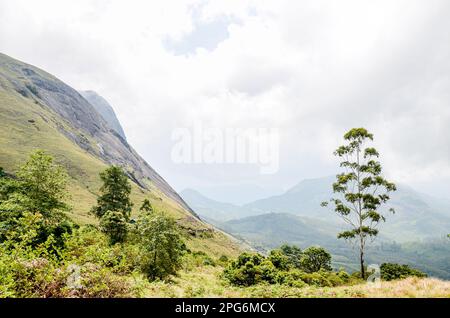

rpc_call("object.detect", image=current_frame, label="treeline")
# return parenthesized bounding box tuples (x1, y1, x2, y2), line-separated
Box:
(222, 246, 426, 288)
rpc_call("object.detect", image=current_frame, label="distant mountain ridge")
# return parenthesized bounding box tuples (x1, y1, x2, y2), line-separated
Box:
(182, 176, 450, 242)
(180, 188, 247, 221)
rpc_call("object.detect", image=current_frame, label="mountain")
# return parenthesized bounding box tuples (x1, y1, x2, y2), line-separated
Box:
(0, 52, 240, 257)
(195, 184, 284, 206)
(79, 90, 127, 141)
(243, 176, 450, 242)
(243, 176, 336, 217)
(184, 177, 450, 242)
(216, 213, 338, 251)
(180, 188, 248, 221)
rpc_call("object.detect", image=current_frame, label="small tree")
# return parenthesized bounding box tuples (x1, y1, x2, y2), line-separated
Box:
(299, 246, 332, 273)
(137, 211, 184, 280)
(91, 166, 133, 220)
(139, 199, 153, 214)
(0, 151, 72, 247)
(16, 150, 70, 218)
(322, 128, 396, 278)
(99, 211, 128, 244)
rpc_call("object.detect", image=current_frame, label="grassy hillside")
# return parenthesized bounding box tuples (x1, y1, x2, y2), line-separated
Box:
(142, 265, 450, 298)
(0, 53, 241, 258)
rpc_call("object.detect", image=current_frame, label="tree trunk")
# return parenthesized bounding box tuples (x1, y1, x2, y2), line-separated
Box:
(360, 249, 365, 279)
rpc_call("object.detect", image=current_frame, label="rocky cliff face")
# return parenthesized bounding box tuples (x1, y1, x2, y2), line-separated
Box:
(79, 90, 127, 141)
(0, 52, 195, 216)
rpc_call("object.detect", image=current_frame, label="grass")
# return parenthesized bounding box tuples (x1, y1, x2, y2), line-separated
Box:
(140, 264, 450, 298)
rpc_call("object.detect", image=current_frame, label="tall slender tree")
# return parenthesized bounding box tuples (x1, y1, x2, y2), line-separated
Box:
(322, 128, 396, 278)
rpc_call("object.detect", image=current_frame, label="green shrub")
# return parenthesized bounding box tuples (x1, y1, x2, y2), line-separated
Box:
(299, 246, 332, 273)
(258, 260, 278, 284)
(275, 269, 307, 288)
(99, 211, 128, 244)
(73, 265, 135, 298)
(380, 263, 427, 281)
(202, 256, 216, 267)
(137, 211, 185, 280)
(218, 255, 229, 264)
(268, 249, 290, 270)
(279, 244, 303, 269)
(223, 253, 266, 286)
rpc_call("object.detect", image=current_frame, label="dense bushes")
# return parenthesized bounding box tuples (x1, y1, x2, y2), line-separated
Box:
(223, 246, 353, 288)
(0, 215, 136, 297)
(0, 152, 188, 297)
(380, 263, 427, 281)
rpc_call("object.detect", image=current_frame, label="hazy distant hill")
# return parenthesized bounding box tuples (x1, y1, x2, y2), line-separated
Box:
(180, 188, 249, 221)
(79, 90, 127, 141)
(184, 177, 450, 242)
(242, 177, 450, 242)
(216, 213, 339, 251)
(195, 184, 284, 206)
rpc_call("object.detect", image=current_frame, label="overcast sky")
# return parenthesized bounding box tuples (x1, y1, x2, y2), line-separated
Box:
(1, 0, 449, 200)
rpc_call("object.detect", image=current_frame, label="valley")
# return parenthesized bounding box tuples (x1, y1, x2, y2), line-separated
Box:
(181, 184, 450, 279)
(0, 52, 448, 298)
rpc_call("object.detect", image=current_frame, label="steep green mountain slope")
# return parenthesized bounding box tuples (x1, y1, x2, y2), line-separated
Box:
(79, 90, 127, 141)
(0, 52, 241, 257)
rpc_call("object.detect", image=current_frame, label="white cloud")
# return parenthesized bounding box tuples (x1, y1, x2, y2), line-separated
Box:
(0, 0, 449, 197)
